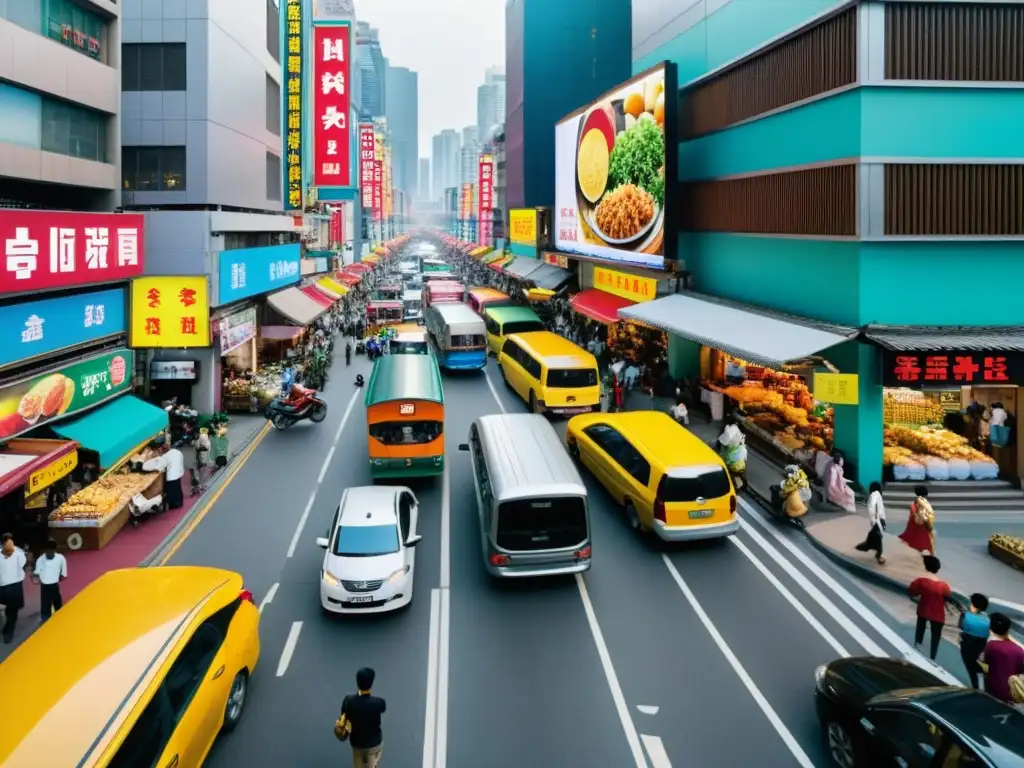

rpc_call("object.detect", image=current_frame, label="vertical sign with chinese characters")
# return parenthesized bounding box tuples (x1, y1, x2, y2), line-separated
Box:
(312, 23, 352, 188)
(129, 276, 211, 348)
(329, 208, 343, 247)
(478, 154, 494, 247)
(284, 0, 304, 209)
(372, 133, 383, 220)
(358, 124, 375, 213)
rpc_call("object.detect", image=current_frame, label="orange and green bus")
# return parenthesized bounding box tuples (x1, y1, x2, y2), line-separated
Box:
(364, 354, 445, 479)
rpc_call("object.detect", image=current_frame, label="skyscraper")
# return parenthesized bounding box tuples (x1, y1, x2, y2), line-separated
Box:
(385, 65, 419, 201)
(431, 129, 460, 202)
(477, 66, 506, 145)
(460, 125, 480, 186)
(418, 158, 430, 201)
(356, 21, 386, 118)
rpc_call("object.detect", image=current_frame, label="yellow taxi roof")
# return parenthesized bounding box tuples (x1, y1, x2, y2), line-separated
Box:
(587, 411, 724, 466)
(1, 566, 242, 767)
(510, 331, 597, 368)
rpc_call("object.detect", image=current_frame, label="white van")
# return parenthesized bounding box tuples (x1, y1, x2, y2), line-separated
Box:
(458, 413, 591, 577)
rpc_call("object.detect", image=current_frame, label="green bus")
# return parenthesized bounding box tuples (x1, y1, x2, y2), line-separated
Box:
(364, 354, 446, 479)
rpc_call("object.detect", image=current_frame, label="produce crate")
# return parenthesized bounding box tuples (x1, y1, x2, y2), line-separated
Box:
(988, 539, 1024, 573)
(49, 474, 163, 551)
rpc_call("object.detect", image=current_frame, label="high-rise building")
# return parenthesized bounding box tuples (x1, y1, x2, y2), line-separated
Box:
(505, 0, 631, 208)
(477, 66, 506, 146)
(460, 126, 480, 186)
(356, 21, 386, 118)
(418, 158, 431, 201)
(431, 129, 460, 202)
(385, 65, 419, 202)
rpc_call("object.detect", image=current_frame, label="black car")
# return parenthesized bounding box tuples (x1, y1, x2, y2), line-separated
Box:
(815, 657, 1024, 767)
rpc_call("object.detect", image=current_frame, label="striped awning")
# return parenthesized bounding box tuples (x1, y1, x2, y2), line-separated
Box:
(362, 254, 381, 264)
(318, 277, 349, 296)
(863, 325, 1024, 352)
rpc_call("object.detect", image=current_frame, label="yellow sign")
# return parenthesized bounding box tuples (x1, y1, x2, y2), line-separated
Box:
(593, 266, 656, 303)
(285, 0, 304, 209)
(28, 449, 78, 496)
(813, 373, 859, 406)
(130, 276, 211, 348)
(509, 209, 536, 245)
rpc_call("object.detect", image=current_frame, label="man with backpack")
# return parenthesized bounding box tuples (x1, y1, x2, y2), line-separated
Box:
(336, 667, 386, 767)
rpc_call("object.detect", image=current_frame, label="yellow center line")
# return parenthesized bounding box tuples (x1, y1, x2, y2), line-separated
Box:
(156, 421, 273, 566)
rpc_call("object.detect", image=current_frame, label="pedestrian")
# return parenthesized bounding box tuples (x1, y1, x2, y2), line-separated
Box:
(338, 667, 386, 767)
(33, 539, 67, 622)
(142, 438, 186, 510)
(980, 612, 1024, 704)
(908, 554, 952, 661)
(899, 485, 936, 554)
(612, 374, 624, 412)
(855, 481, 886, 564)
(670, 398, 689, 426)
(0, 532, 28, 643)
(958, 592, 990, 689)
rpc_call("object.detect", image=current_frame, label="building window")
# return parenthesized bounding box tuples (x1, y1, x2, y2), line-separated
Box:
(122, 43, 187, 92)
(0, 0, 44, 35)
(267, 0, 280, 62)
(45, 0, 105, 61)
(41, 99, 108, 163)
(266, 151, 281, 201)
(266, 75, 281, 135)
(122, 146, 187, 191)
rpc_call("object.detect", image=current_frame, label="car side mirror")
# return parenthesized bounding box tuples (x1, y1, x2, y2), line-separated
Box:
(405, 534, 422, 547)
(458, 443, 469, 452)
(316, 537, 329, 549)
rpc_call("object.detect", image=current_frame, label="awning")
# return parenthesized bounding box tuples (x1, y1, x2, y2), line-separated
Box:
(862, 325, 1024, 352)
(314, 282, 341, 300)
(503, 258, 545, 280)
(524, 287, 555, 302)
(346, 263, 372, 274)
(571, 289, 634, 325)
(363, 254, 381, 264)
(300, 285, 334, 307)
(617, 292, 859, 369)
(52, 395, 169, 469)
(484, 252, 506, 265)
(0, 440, 77, 499)
(318, 277, 348, 296)
(260, 325, 304, 340)
(335, 272, 360, 286)
(267, 287, 326, 326)
(527, 263, 573, 291)
(489, 256, 513, 272)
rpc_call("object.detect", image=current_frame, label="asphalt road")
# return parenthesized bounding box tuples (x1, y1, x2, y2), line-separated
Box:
(168, 351, 969, 768)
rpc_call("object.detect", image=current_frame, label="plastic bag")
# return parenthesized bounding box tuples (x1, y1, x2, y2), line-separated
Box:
(948, 459, 971, 481)
(924, 457, 950, 481)
(970, 460, 999, 480)
(894, 461, 925, 481)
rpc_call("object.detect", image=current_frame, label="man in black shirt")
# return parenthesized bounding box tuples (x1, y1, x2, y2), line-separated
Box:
(343, 667, 386, 767)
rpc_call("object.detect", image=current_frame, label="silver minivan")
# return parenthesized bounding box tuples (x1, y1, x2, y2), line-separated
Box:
(458, 413, 592, 577)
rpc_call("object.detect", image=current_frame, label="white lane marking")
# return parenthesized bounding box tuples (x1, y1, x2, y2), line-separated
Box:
(436, 588, 450, 768)
(439, 462, 451, 589)
(276, 621, 302, 677)
(739, 498, 961, 685)
(258, 582, 279, 614)
(576, 573, 648, 768)
(735, 512, 885, 657)
(729, 535, 850, 658)
(661, 555, 815, 768)
(640, 735, 672, 768)
(483, 370, 507, 413)
(285, 388, 361, 558)
(637, 705, 659, 715)
(422, 589, 441, 768)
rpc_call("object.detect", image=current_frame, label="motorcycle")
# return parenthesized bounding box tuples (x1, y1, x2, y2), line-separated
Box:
(265, 384, 328, 430)
(768, 465, 811, 529)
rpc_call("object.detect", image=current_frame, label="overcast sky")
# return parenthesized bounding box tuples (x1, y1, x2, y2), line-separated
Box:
(355, 0, 505, 158)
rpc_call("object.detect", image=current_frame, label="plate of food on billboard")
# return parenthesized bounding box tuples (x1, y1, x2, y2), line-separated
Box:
(555, 64, 674, 269)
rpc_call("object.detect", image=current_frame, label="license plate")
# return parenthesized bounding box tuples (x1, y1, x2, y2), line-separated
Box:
(556, 407, 590, 415)
(348, 595, 374, 603)
(689, 509, 714, 520)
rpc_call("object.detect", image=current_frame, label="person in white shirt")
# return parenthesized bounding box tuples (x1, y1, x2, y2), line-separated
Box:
(0, 532, 28, 643)
(33, 539, 67, 621)
(855, 482, 887, 564)
(671, 400, 689, 426)
(142, 438, 186, 510)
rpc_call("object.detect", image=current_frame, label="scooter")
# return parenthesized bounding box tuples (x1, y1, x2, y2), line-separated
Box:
(265, 384, 328, 430)
(768, 465, 810, 529)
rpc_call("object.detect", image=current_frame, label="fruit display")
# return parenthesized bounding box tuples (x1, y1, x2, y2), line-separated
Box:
(713, 377, 834, 455)
(883, 388, 946, 425)
(223, 378, 256, 397)
(49, 472, 160, 526)
(884, 424, 998, 480)
(989, 533, 1024, 571)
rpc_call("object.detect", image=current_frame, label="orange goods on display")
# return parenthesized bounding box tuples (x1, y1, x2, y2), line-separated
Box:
(595, 184, 655, 240)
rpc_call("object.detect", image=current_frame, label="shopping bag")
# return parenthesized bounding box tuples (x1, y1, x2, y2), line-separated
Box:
(334, 697, 351, 741)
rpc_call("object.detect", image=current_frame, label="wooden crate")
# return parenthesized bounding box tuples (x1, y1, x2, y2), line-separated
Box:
(988, 540, 1024, 572)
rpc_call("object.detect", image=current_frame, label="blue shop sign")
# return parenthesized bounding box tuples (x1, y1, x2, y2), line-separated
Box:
(217, 243, 301, 305)
(0, 287, 127, 369)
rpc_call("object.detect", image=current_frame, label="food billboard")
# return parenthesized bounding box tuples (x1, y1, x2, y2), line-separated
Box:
(554, 63, 677, 269)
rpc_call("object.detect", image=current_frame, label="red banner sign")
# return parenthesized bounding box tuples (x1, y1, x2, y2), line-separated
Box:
(882, 350, 1022, 387)
(329, 208, 343, 247)
(312, 23, 351, 188)
(1, 210, 145, 296)
(358, 123, 375, 214)
(478, 154, 494, 247)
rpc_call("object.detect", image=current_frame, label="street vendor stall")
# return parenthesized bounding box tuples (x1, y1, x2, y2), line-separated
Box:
(366, 301, 404, 331)
(376, 284, 402, 300)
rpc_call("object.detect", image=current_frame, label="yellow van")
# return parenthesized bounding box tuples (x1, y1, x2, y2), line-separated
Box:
(497, 331, 600, 415)
(2, 566, 260, 767)
(482, 305, 545, 356)
(565, 410, 739, 541)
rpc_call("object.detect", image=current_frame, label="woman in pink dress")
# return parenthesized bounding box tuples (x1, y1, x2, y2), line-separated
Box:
(899, 485, 935, 554)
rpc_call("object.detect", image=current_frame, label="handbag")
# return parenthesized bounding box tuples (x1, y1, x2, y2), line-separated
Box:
(334, 696, 351, 742)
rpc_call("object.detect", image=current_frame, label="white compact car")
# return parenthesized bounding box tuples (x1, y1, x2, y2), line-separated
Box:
(317, 485, 422, 614)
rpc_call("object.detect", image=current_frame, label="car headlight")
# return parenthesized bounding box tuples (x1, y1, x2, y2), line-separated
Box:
(814, 665, 827, 691)
(387, 566, 410, 584)
(322, 570, 340, 587)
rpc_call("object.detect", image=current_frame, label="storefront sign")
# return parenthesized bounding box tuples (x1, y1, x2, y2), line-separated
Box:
(329, 208, 343, 247)
(217, 243, 302, 304)
(27, 450, 78, 496)
(130, 276, 211, 348)
(358, 123, 375, 215)
(813, 373, 859, 406)
(373, 134, 383, 220)
(544, 252, 569, 269)
(150, 361, 196, 380)
(382, 146, 393, 219)
(284, 0, 304, 209)
(0, 349, 134, 441)
(593, 266, 656, 303)
(478, 155, 494, 247)
(301, 258, 317, 276)
(1, 210, 144, 296)
(509, 209, 537, 246)
(312, 22, 352, 187)
(216, 308, 257, 356)
(881, 350, 1023, 388)
(938, 391, 963, 410)
(0, 287, 126, 369)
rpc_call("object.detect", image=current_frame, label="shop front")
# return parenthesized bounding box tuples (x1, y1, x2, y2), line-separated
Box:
(0, 439, 78, 553)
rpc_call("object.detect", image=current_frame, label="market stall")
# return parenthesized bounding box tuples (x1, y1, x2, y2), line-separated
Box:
(0, 439, 78, 553)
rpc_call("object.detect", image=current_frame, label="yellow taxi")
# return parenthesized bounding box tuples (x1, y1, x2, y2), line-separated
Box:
(497, 331, 601, 415)
(1, 566, 260, 767)
(566, 410, 739, 541)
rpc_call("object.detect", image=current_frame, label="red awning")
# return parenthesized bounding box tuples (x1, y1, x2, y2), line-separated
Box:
(346, 263, 372, 274)
(570, 289, 635, 325)
(335, 272, 360, 286)
(368, 301, 403, 310)
(300, 285, 333, 307)
(0, 439, 78, 499)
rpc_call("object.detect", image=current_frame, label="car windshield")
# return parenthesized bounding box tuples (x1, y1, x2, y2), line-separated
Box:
(334, 524, 400, 557)
(495, 497, 588, 551)
(546, 368, 597, 388)
(658, 469, 733, 502)
(501, 320, 544, 335)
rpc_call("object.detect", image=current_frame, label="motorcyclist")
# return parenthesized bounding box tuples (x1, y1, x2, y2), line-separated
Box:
(717, 419, 747, 491)
(779, 465, 811, 524)
(345, 341, 352, 366)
